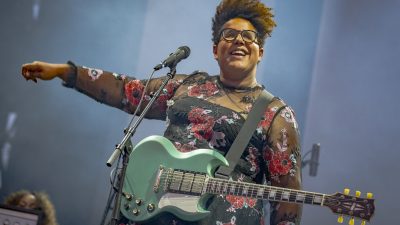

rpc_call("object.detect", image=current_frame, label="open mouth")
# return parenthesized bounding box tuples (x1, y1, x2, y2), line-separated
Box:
(230, 48, 248, 56)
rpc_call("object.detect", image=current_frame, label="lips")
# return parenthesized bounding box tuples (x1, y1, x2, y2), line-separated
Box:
(230, 48, 248, 56)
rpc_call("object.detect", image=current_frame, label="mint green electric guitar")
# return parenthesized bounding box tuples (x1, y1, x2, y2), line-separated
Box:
(121, 136, 375, 224)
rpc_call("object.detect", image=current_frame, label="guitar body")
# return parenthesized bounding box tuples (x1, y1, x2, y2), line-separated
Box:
(121, 135, 229, 222)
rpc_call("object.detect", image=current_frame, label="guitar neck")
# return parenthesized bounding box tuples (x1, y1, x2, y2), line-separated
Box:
(165, 169, 329, 207)
(205, 177, 327, 206)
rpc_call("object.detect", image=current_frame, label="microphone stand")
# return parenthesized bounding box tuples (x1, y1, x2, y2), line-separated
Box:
(107, 67, 177, 225)
(301, 143, 320, 177)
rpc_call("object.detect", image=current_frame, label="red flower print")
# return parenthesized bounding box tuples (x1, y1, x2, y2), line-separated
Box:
(124, 80, 180, 109)
(246, 197, 257, 208)
(155, 94, 169, 110)
(225, 195, 257, 209)
(258, 106, 278, 128)
(155, 80, 181, 110)
(265, 148, 292, 177)
(164, 80, 178, 96)
(124, 80, 145, 106)
(188, 108, 215, 141)
(187, 108, 208, 123)
(188, 81, 219, 98)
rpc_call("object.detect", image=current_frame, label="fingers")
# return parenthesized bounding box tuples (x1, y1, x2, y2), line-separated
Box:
(21, 61, 42, 82)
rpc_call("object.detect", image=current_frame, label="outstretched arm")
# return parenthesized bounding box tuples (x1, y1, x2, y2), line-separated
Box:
(21, 61, 186, 120)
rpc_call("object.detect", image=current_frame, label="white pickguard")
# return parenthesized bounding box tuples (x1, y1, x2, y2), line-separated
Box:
(158, 193, 200, 213)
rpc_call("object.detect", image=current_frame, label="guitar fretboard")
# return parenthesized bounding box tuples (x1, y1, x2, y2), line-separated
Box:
(163, 169, 328, 206)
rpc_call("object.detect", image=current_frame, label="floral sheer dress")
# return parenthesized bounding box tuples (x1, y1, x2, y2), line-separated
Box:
(65, 64, 302, 225)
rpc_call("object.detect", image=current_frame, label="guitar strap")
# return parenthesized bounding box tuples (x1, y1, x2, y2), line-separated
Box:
(215, 90, 274, 179)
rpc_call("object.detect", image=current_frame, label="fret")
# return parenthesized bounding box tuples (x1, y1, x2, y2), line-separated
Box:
(305, 193, 314, 204)
(313, 194, 323, 205)
(230, 183, 236, 194)
(275, 189, 282, 201)
(221, 182, 227, 194)
(288, 191, 296, 202)
(192, 174, 206, 194)
(281, 190, 290, 201)
(219, 181, 225, 194)
(169, 170, 184, 191)
(296, 192, 306, 203)
(223, 182, 228, 194)
(236, 184, 243, 196)
(268, 189, 276, 200)
(216, 181, 222, 194)
(257, 187, 264, 197)
(262, 188, 270, 199)
(242, 185, 249, 196)
(293, 192, 304, 203)
(180, 172, 194, 192)
(211, 180, 216, 193)
(313, 195, 321, 203)
(249, 185, 257, 198)
(321, 194, 326, 206)
(202, 176, 210, 194)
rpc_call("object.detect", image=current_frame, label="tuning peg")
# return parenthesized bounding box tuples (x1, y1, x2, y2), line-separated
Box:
(344, 188, 350, 195)
(361, 220, 366, 225)
(337, 215, 344, 223)
(349, 217, 354, 225)
(355, 191, 361, 197)
(367, 192, 373, 199)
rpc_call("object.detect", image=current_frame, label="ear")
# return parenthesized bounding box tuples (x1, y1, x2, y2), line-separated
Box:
(258, 47, 264, 63)
(213, 44, 218, 60)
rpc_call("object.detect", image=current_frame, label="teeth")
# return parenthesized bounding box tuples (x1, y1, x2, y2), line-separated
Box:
(231, 50, 246, 56)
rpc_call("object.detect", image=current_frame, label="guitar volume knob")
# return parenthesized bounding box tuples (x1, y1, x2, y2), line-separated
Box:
(147, 203, 155, 212)
(132, 208, 140, 216)
(124, 193, 133, 201)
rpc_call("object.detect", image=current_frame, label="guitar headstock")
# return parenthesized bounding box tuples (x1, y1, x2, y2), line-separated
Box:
(324, 188, 375, 224)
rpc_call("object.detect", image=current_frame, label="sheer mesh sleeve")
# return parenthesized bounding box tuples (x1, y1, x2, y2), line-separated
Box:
(261, 100, 302, 225)
(67, 64, 188, 120)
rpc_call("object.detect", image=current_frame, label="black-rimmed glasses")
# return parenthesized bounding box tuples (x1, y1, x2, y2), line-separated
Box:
(220, 28, 259, 44)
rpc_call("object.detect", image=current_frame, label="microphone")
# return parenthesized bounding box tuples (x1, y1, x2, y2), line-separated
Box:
(154, 46, 191, 70)
(309, 143, 320, 177)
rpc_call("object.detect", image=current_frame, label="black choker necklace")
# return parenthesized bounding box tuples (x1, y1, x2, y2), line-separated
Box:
(216, 77, 264, 92)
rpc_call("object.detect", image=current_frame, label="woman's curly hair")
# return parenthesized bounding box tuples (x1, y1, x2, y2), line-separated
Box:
(212, 0, 276, 47)
(4, 190, 58, 225)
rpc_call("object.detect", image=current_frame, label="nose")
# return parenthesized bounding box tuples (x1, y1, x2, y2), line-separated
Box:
(233, 33, 246, 44)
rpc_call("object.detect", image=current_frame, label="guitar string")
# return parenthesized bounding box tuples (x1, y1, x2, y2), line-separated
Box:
(148, 172, 372, 218)
(158, 172, 326, 197)
(156, 173, 335, 204)
(158, 172, 373, 206)
(160, 172, 318, 196)
(159, 175, 372, 211)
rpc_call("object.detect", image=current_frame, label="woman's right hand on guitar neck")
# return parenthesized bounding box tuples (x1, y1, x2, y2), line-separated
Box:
(21, 61, 72, 83)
